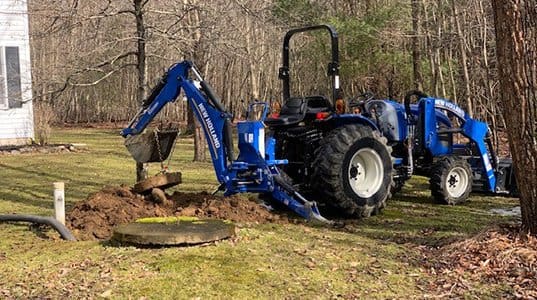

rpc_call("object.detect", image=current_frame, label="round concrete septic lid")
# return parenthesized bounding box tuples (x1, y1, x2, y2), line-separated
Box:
(112, 218, 236, 246)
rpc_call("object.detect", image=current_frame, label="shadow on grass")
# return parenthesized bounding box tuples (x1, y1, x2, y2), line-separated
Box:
(313, 189, 516, 248)
(0, 189, 53, 210)
(258, 177, 517, 247)
(0, 162, 104, 187)
(0, 162, 67, 183)
(0, 162, 113, 210)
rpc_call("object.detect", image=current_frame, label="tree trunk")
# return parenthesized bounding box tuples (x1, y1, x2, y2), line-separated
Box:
(193, 122, 206, 161)
(186, 0, 207, 162)
(411, 0, 423, 91)
(492, 0, 537, 234)
(186, 104, 195, 134)
(451, 0, 473, 117)
(134, 0, 147, 106)
(134, 0, 149, 182)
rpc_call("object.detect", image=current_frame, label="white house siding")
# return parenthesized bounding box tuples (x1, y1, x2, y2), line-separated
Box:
(0, 0, 34, 145)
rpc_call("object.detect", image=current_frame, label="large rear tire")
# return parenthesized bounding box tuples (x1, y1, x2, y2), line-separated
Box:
(429, 157, 472, 205)
(311, 124, 393, 217)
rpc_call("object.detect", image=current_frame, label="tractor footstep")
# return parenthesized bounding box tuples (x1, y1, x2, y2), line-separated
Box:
(112, 218, 236, 246)
(133, 172, 182, 194)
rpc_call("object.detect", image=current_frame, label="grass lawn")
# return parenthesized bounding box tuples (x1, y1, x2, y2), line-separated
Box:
(0, 127, 519, 299)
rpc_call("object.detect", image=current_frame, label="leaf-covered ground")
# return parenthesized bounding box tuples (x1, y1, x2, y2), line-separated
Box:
(422, 224, 536, 298)
(0, 127, 528, 299)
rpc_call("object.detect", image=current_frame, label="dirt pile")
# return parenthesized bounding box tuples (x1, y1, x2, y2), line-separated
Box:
(67, 185, 289, 241)
(422, 224, 537, 298)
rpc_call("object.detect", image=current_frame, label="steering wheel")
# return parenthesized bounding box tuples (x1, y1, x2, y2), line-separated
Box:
(403, 90, 428, 121)
(349, 92, 375, 113)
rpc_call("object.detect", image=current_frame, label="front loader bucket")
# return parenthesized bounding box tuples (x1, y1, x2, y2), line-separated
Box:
(125, 129, 178, 163)
(495, 158, 518, 196)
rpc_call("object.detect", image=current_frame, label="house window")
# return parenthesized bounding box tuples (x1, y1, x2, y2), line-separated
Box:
(0, 46, 22, 109)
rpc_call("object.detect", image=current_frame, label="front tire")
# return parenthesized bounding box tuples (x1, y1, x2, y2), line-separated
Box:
(429, 157, 472, 205)
(312, 124, 393, 217)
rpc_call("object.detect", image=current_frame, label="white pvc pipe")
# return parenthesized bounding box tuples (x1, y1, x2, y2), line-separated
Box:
(53, 182, 65, 225)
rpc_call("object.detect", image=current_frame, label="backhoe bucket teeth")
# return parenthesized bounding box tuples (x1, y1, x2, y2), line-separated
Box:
(125, 129, 178, 163)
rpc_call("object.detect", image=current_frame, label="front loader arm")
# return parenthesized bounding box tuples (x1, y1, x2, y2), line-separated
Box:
(424, 98, 498, 192)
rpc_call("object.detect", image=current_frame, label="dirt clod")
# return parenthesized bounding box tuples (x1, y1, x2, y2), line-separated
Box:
(150, 188, 167, 204)
(67, 185, 290, 241)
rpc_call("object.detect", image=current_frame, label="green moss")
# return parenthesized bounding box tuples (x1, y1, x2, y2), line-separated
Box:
(136, 216, 200, 223)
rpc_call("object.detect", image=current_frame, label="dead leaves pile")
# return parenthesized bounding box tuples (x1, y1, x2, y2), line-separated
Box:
(422, 224, 537, 298)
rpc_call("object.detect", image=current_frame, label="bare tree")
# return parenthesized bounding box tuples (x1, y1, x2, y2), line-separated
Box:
(411, 0, 423, 91)
(492, 0, 537, 234)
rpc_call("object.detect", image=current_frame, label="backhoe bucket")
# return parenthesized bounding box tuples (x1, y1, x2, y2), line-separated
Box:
(125, 129, 178, 163)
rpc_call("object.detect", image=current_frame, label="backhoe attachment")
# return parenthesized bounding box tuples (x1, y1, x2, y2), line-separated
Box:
(121, 61, 330, 224)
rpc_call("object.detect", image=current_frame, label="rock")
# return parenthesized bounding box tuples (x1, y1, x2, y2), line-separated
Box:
(100, 290, 112, 298)
(151, 188, 167, 204)
(180, 207, 197, 216)
(70, 143, 88, 150)
(207, 206, 219, 215)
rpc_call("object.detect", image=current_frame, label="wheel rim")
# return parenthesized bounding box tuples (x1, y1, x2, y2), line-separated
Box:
(446, 166, 469, 198)
(347, 148, 384, 198)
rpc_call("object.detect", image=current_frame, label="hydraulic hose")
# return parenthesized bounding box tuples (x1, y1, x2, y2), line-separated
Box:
(0, 214, 76, 241)
(403, 90, 428, 120)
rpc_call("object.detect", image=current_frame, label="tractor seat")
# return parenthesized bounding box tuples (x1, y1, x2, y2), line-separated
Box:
(305, 96, 332, 114)
(265, 97, 307, 127)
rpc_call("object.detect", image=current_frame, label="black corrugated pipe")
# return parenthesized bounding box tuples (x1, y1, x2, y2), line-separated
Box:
(0, 214, 76, 241)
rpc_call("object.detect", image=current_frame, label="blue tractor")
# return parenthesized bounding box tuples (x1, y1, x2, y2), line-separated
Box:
(121, 25, 516, 223)
(120, 25, 395, 221)
(263, 25, 517, 215)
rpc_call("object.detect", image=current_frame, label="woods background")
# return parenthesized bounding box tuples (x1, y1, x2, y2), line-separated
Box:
(29, 0, 504, 142)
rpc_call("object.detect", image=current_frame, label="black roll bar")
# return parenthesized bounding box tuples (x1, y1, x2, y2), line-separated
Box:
(279, 24, 341, 106)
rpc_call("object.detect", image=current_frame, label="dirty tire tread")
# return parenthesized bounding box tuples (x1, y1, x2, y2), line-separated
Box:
(429, 157, 472, 205)
(311, 124, 394, 218)
(390, 179, 406, 196)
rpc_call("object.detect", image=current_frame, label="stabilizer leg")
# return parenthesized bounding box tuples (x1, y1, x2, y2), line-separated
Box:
(272, 174, 331, 224)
